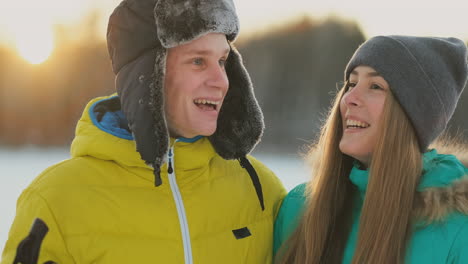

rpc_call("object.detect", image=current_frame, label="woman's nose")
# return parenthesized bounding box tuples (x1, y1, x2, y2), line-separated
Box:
(343, 85, 363, 107)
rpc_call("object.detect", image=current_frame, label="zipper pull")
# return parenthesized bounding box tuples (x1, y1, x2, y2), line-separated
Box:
(168, 159, 173, 174)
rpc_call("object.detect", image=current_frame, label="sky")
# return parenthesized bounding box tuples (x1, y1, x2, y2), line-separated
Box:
(1, 0, 467, 63)
(237, 0, 468, 39)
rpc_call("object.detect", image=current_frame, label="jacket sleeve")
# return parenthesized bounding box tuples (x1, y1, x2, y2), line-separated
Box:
(448, 220, 468, 263)
(273, 183, 307, 257)
(273, 198, 288, 256)
(1, 189, 76, 264)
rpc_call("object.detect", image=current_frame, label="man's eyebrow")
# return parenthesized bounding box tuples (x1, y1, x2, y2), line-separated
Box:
(182, 47, 231, 56)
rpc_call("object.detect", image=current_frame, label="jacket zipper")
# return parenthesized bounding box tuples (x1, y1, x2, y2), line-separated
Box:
(168, 143, 193, 264)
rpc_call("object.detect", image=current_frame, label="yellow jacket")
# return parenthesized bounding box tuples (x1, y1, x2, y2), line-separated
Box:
(1, 95, 286, 264)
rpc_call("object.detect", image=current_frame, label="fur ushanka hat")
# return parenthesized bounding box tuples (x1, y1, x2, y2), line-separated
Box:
(107, 0, 265, 209)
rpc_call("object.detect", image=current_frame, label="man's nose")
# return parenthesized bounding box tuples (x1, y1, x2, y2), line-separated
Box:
(206, 64, 229, 91)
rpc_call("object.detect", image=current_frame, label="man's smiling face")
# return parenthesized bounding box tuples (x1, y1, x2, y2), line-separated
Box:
(164, 33, 230, 138)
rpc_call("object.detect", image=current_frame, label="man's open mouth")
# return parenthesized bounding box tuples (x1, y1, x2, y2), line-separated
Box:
(194, 99, 220, 111)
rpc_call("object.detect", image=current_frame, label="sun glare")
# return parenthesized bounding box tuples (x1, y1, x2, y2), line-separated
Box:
(15, 27, 54, 65)
(4, 2, 61, 65)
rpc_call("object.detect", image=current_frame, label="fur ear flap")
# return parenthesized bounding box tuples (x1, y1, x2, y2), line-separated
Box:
(116, 48, 169, 168)
(209, 44, 264, 159)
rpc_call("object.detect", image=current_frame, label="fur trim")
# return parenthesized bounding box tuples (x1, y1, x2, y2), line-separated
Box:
(209, 46, 264, 159)
(430, 140, 468, 167)
(115, 50, 165, 165)
(155, 0, 239, 48)
(148, 47, 169, 166)
(413, 144, 468, 222)
(414, 176, 468, 223)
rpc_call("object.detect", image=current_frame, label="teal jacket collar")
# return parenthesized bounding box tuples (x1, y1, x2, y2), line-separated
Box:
(350, 149, 468, 199)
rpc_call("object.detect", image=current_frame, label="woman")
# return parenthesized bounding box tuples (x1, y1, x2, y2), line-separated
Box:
(274, 35, 468, 263)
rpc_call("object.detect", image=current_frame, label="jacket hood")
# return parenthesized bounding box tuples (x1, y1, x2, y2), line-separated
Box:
(413, 144, 468, 222)
(106, 0, 264, 185)
(71, 95, 150, 170)
(349, 147, 468, 222)
(71, 95, 218, 171)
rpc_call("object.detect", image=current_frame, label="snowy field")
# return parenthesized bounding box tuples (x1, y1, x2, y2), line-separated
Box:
(0, 147, 309, 251)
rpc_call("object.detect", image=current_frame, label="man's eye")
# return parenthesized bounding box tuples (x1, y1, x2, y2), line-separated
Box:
(193, 58, 203, 65)
(219, 59, 227, 67)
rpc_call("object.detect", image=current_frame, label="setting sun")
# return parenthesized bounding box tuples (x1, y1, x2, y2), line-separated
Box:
(1, 0, 468, 65)
(2, 1, 60, 65)
(15, 26, 54, 65)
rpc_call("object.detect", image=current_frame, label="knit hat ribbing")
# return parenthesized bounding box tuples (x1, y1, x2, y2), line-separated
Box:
(345, 35, 468, 151)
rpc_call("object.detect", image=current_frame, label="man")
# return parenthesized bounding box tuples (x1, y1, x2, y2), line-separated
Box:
(1, 0, 286, 263)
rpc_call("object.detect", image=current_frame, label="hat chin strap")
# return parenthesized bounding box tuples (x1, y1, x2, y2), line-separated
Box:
(238, 156, 265, 211)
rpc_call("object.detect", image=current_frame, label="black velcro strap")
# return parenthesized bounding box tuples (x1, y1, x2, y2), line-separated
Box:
(153, 164, 162, 187)
(13, 218, 50, 264)
(232, 227, 252, 239)
(238, 157, 265, 211)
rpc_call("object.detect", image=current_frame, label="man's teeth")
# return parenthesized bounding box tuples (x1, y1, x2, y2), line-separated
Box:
(346, 119, 370, 128)
(194, 99, 220, 105)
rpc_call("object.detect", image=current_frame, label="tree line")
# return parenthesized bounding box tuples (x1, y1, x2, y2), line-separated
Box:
(0, 16, 466, 153)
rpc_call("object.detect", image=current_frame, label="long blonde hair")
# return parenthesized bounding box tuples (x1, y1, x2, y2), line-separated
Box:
(277, 85, 422, 264)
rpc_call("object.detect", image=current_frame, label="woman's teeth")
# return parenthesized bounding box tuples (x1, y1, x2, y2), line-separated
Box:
(346, 119, 370, 128)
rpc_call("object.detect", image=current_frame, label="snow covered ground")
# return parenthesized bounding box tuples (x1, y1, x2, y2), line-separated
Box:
(0, 147, 309, 251)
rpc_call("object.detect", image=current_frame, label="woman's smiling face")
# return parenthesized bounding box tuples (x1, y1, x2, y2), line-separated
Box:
(339, 65, 390, 167)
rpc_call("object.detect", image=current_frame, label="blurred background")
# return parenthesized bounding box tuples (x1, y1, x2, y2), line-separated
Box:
(1, 0, 468, 249)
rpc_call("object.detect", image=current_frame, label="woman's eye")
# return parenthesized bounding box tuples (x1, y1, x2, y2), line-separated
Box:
(371, 84, 383, 90)
(345, 82, 356, 91)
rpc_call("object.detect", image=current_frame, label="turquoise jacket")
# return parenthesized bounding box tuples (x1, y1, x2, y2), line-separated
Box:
(274, 149, 468, 263)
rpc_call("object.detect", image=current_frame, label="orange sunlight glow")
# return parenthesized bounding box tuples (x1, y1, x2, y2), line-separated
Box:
(15, 26, 54, 65)
(4, 2, 59, 65)
(2, 0, 468, 66)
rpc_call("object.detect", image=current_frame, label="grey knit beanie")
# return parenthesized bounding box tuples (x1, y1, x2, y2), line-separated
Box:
(345, 35, 468, 151)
